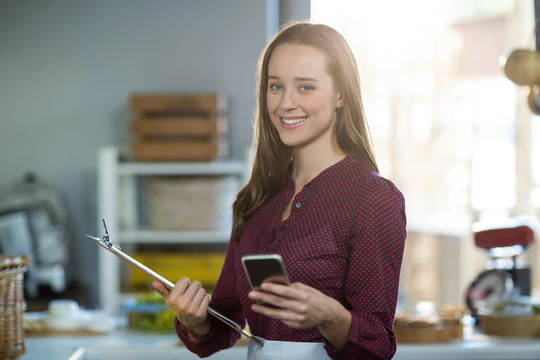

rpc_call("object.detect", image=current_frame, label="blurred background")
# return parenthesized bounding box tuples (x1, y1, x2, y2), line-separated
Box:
(0, 0, 538, 322)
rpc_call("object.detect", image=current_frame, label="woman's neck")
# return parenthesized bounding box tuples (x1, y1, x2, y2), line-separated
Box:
(291, 146, 346, 189)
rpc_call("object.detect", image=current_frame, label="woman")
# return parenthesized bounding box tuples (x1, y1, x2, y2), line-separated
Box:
(153, 21, 407, 360)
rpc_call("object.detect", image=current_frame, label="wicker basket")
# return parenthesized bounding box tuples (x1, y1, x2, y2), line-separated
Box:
(145, 176, 237, 230)
(481, 314, 540, 337)
(395, 323, 463, 343)
(0, 254, 30, 360)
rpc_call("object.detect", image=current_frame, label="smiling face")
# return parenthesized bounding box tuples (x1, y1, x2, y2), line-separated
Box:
(266, 43, 344, 153)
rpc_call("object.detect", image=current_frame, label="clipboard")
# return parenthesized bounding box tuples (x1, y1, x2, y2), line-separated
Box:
(87, 219, 263, 347)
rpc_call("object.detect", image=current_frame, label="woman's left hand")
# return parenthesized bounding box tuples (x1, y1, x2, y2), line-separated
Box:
(248, 282, 351, 348)
(248, 282, 335, 328)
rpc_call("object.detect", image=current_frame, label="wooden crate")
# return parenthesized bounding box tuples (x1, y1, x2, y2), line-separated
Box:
(130, 93, 228, 161)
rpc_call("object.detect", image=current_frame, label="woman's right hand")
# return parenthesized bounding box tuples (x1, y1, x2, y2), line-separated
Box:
(152, 278, 211, 337)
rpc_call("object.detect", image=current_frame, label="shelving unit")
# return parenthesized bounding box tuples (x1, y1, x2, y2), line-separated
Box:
(96, 146, 246, 313)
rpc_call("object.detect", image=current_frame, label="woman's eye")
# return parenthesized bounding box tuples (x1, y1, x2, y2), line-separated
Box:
(269, 83, 282, 91)
(299, 85, 314, 92)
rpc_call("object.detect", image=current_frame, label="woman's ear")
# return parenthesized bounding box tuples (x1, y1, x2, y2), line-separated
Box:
(336, 92, 344, 109)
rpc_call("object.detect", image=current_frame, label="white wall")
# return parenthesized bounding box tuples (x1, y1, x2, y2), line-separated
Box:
(0, 0, 272, 304)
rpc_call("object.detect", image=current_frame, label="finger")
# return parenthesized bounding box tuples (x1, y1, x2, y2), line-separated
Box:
(253, 286, 312, 316)
(186, 284, 205, 308)
(248, 289, 290, 311)
(251, 302, 303, 322)
(260, 282, 305, 301)
(173, 280, 206, 311)
(175, 277, 191, 290)
(182, 280, 203, 301)
(260, 281, 295, 292)
(251, 302, 286, 316)
(289, 282, 309, 290)
(201, 293, 211, 310)
(152, 281, 169, 297)
(191, 288, 210, 318)
(168, 278, 191, 299)
(251, 301, 312, 330)
(191, 286, 207, 304)
(249, 289, 281, 306)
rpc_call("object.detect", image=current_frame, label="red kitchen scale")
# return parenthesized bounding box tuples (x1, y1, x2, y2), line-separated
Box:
(465, 223, 535, 320)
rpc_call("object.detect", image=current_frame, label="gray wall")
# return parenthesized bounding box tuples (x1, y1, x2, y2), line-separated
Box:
(0, 0, 277, 305)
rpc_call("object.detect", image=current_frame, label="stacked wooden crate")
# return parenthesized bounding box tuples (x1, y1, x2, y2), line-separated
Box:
(130, 93, 227, 161)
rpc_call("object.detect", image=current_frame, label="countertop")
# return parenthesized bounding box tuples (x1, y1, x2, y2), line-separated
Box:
(395, 332, 540, 360)
(20, 327, 248, 360)
(18, 326, 540, 360)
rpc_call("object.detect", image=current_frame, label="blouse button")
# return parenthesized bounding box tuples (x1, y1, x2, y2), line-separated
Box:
(295, 203, 301, 209)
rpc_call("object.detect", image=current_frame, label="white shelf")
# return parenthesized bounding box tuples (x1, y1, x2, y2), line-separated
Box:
(97, 146, 245, 313)
(118, 229, 231, 244)
(116, 160, 246, 176)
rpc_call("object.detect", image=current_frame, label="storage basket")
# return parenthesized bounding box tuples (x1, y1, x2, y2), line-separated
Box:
(145, 176, 237, 230)
(0, 254, 30, 360)
(481, 314, 540, 337)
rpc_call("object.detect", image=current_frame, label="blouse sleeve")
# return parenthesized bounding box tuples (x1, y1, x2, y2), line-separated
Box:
(325, 177, 406, 360)
(175, 237, 245, 357)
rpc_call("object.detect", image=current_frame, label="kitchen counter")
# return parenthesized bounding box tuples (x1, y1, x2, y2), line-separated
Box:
(20, 328, 248, 360)
(395, 333, 540, 360)
(19, 326, 540, 360)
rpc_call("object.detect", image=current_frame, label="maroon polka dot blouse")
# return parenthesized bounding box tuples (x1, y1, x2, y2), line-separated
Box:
(177, 155, 407, 359)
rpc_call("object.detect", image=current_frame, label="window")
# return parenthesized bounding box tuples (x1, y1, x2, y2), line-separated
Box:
(312, 0, 538, 308)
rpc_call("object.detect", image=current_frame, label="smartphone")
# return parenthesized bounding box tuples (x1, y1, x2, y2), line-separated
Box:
(242, 254, 290, 289)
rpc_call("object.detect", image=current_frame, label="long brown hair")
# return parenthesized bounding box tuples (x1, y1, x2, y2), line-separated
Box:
(232, 21, 378, 241)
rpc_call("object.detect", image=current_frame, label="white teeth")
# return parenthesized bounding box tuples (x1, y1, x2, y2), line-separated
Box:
(282, 117, 307, 124)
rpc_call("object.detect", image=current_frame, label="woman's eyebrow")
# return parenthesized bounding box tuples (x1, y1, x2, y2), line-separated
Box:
(295, 77, 319, 82)
(268, 75, 319, 82)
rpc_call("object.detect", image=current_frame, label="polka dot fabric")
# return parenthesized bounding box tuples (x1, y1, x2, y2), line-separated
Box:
(177, 155, 407, 359)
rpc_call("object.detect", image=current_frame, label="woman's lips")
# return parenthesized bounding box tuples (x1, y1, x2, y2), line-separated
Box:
(280, 116, 307, 129)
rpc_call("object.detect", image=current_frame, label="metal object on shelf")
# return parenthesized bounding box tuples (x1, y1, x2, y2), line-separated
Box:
(86, 219, 263, 347)
(466, 223, 536, 320)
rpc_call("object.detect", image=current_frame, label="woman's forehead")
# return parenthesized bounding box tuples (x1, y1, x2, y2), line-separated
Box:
(268, 43, 331, 80)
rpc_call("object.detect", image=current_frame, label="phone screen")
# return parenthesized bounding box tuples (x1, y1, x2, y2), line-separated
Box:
(242, 254, 289, 289)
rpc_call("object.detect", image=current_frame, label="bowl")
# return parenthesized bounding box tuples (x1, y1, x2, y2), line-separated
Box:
(48, 299, 80, 317)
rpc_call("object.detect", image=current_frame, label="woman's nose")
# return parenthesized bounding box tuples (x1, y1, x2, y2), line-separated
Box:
(280, 89, 297, 111)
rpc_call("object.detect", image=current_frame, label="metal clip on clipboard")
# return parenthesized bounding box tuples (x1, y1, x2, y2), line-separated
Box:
(86, 219, 263, 347)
